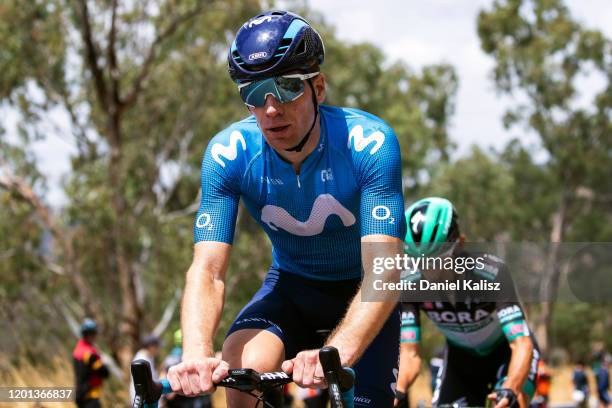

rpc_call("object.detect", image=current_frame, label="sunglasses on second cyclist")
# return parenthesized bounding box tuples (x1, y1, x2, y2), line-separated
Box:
(237, 72, 319, 108)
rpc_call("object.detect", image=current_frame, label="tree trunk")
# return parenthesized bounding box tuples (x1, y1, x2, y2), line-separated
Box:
(533, 192, 568, 357)
(108, 114, 141, 372)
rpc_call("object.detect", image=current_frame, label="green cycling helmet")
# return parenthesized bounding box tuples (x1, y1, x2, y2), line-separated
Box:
(404, 197, 460, 257)
(174, 329, 182, 347)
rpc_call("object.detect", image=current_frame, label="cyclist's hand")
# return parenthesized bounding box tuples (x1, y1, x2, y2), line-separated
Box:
(282, 349, 326, 389)
(394, 390, 409, 407)
(488, 391, 509, 408)
(487, 388, 519, 408)
(167, 357, 229, 396)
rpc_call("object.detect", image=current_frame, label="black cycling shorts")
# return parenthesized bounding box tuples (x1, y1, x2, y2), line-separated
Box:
(226, 268, 401, 408)
(432, 340, 539, 407)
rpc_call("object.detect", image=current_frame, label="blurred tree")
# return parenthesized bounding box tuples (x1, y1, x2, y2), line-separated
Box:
(321, 36, 459, 194)
(0, 0, 264, 371)
(0, 0, 458, 373)
(477, 0, 612, 353)
(422, 145, 516, 241)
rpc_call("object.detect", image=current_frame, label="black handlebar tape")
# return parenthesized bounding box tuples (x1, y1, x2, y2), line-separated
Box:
(131, 359, 162, 404)
(319, 347, 354, 391)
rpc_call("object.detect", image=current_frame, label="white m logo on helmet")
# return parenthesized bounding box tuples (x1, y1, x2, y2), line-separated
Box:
(211, 131, 246, 168)
(246, 16, 272, 28)
(348, 125, 385, 154)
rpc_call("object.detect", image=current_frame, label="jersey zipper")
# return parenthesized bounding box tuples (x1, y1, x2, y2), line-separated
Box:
(296, 174, 301, 188)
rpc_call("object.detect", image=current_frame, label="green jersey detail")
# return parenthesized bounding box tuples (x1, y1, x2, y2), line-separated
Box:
(400, 252, 533, 356)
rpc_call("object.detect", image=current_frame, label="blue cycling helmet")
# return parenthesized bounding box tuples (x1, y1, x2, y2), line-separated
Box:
(228, 10, 325, 83)
(80, 318, 98, 335)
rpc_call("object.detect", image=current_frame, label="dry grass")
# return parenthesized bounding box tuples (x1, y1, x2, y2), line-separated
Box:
(0, 354, 75, 408)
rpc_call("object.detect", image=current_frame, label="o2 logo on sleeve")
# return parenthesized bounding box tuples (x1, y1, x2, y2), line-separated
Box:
(196, 213, 214, 231)
(372, 205, 395, 224)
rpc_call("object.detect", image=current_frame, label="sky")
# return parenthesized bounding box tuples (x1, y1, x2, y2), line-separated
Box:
(4, 0, 612, 207)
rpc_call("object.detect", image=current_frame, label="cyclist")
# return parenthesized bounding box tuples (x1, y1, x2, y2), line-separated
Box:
(395, 197, 539, 408)
(167, 10, 406, 407)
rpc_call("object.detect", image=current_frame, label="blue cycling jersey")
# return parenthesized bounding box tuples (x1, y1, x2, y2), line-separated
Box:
(194, 104, 406, 281)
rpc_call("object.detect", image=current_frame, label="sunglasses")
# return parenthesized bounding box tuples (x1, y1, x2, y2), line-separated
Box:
(238, 72, 319, 108)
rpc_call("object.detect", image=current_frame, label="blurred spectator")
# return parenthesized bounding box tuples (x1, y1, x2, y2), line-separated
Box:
(161, 330, 213, 408)
(130, 334, 161, 404)
(72, 318, 109, 408)
(596, 358, 610, 408)
(572, 361, 590, 408)
(592, 351, 605, 372)
(531, 359, 551, 408)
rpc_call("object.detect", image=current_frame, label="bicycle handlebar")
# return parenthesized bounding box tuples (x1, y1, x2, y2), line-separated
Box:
(131, 346, 355, 408)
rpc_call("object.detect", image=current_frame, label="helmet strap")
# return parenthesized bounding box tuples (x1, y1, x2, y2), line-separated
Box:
(285, 79, 319, 152)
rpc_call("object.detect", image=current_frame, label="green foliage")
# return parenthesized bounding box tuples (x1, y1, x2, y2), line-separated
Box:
(550, 303, 612, 361)
(307, 10, 459, 191)
(420, 146, 515, 240)
(477, 0, 612, 191)
(477, 0, 612, 353)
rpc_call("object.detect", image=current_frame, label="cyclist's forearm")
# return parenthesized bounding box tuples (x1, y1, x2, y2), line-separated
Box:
(326, 235, 402, 365)
(503, 336, 534, 393)
(181, 263, 226, 359)
(397, 346, 421, 392)
(326, 296, 396, 366)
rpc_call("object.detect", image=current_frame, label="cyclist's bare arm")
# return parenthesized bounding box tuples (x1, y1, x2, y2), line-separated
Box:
(167, 241, 231, 395)
(182, 241, 231, 359)
(326, 234, 403, 366)
(397, 342, 422, 393)
(488, 335, 534, 408)
(505, 335, 533, 391)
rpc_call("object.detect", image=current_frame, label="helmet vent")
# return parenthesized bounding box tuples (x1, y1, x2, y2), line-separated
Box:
(232, 50, 245, 65)
(295, 38, 306, 55)
(431, 223, 440, 242)
(276, 38, 293, 53)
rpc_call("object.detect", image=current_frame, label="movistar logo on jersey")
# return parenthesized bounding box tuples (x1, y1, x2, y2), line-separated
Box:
(260, 194, 356, 236)
(211, 130, 246, 168)
(348, 125, 385, 154)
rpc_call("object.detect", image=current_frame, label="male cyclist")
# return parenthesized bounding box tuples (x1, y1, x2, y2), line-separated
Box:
(395, 197, 539, 408)
(167, 10, 406, 407)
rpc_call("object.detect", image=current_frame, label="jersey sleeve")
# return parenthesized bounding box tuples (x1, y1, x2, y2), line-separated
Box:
(349, 122, 407, 239)
(400, 303, 421, 343)
(490, 259, 531, 343)
(193, 129, 244, 244)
